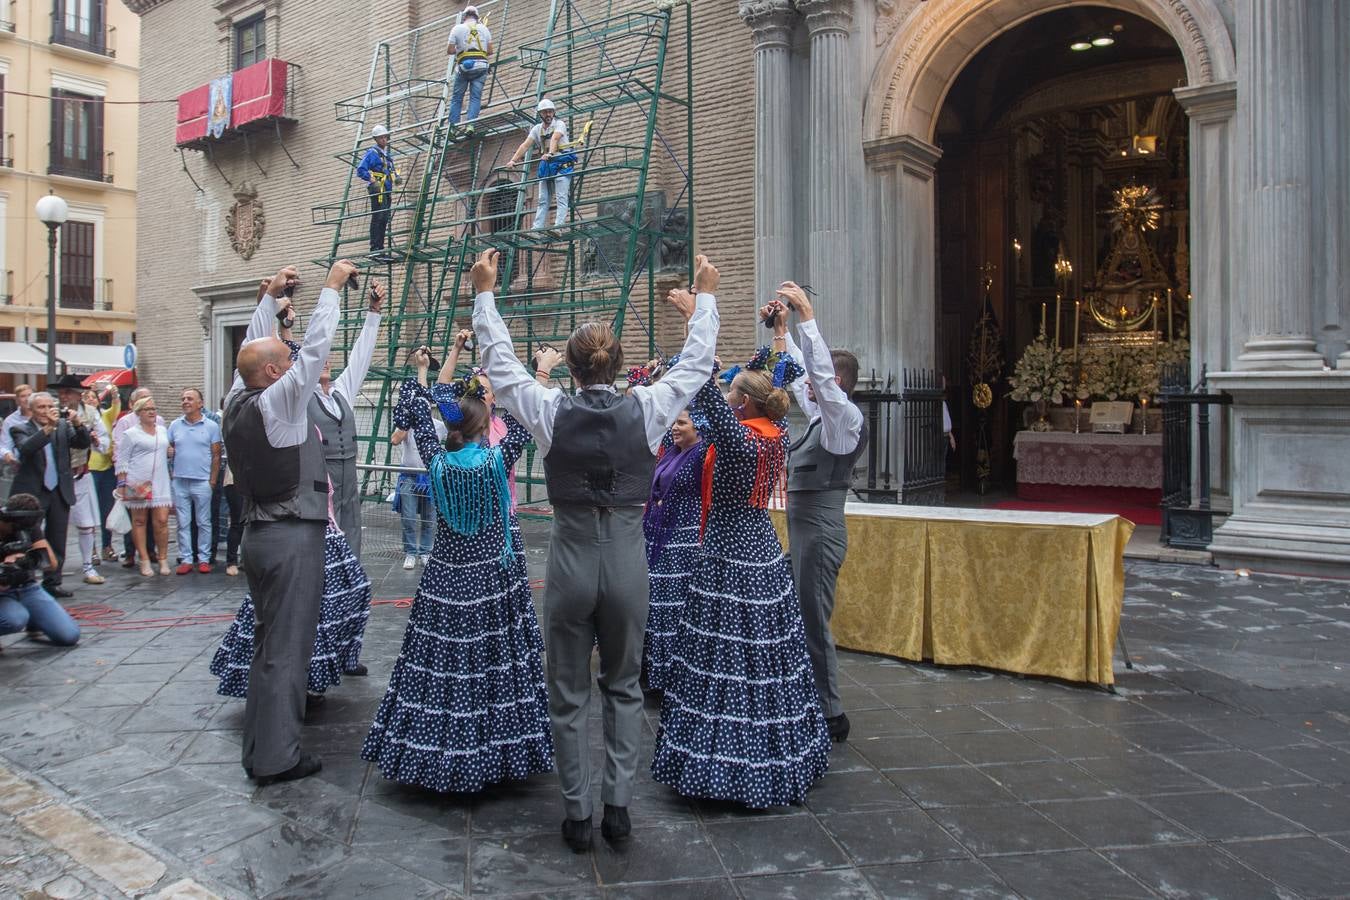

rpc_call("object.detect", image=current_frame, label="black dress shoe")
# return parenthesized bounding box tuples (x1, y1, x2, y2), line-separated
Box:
(343, 663, 368, 676)
(561, 817, 592, 852)
(253, 753, 322, 787)
(46, 586, 73, 599)
(826, 713, 851, 743)
(600, 805, 631, 844)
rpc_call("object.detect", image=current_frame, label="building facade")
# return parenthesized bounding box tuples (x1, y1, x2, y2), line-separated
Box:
(0, 0, 140, 387)
(131, 0, 1350, 574)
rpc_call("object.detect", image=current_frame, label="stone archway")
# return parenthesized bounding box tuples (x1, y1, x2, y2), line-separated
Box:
(859, 0, 1237, 389)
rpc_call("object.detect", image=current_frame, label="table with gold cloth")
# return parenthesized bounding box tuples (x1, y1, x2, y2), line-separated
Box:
(772, 503, 1134, 687)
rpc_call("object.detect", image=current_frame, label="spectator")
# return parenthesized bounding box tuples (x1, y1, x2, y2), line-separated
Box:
(9, 392, 90, 598)
(391, 348, 444, 569)
(0, 384, 34, 467)
(168, 388, 223, 574)
(114, 388, 164, 568)
(0, 493, 79, 647)
(89, 382, 122, 561)
(115, 397, 173, 577)
(53, 375, 111, 585)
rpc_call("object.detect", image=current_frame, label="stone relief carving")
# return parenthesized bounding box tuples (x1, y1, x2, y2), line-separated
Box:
(873, 0, 920, 46)
(225, 183, 265, 261)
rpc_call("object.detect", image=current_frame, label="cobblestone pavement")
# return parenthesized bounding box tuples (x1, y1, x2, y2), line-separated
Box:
(2, 520, 1349, 899)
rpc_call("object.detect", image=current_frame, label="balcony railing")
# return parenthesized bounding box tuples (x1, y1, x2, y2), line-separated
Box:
(51, 12, 116, 57)
(48, 151, 115, 183)
(0, 133, 13, 168)
(1, 271, 13, 305)
(58, 278, 114, 312)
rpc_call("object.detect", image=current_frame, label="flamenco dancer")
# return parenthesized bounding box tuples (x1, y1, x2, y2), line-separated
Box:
(640, 380, 707, 693)
(360, 358, 553, 793)
(771, 284, 867, 743)
(650, 348, 831, 808)
(472, 248, 719, 851)
(442, 327, 518, 506)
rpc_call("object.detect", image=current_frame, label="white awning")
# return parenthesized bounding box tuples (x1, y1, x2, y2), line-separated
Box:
(0, 342, 52, 376)
(51, 344, 129, 376)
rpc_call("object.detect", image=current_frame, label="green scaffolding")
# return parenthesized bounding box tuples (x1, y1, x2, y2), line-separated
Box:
(310, 0, 695, 505)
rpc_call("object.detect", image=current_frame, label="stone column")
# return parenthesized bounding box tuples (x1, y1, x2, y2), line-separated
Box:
(1236, 0, 1323, 370)
(800, 0, 856, 335)
(738, 0, 799, 320)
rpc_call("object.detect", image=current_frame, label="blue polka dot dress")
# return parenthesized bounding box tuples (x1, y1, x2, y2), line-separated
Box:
(650, 380, 830, 808)
(361, 381, 553, 793)
(209, 521, 372, 697)
(642, 434, 707, 691)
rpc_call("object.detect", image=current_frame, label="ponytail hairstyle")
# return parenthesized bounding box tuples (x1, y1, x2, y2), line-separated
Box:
(733, 370, 791, 421)
(565, 321, 623, 386)
(444, 395, 491, 452)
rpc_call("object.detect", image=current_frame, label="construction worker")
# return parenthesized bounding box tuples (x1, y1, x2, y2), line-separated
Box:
(357, 125, 398, 260)
(508, 99, 572, 232)
(447, 5, 493, 131)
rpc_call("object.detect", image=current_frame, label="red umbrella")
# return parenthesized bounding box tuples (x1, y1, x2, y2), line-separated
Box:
(81, 368, 137, 388)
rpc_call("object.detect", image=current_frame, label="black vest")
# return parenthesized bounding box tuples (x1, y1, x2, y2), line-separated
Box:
(786, 413, 869, 493)
(223, 388, 329, 522)
(543, 389, 655, 507)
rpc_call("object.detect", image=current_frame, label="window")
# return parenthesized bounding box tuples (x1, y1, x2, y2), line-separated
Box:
(49, 90, 105, 181)
(59, 221, 95, 310)
(52, 0, 108, 55)
(35, 329, 110, 345)
(234, 14, 266, 70)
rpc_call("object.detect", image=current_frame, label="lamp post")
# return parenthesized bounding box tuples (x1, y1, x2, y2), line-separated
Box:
(35, 193, 69, 385)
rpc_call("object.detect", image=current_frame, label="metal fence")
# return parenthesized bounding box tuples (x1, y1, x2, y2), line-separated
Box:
(1159, 363, 1230, 550)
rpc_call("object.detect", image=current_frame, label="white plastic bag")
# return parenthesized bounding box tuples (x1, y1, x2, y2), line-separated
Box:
(105, 498, 132, 535)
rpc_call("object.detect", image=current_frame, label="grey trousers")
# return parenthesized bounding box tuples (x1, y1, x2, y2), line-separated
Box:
(240, 518, 326, 777)
(544, 504, 648, 821)
(787, 491, 848, 719)
(326, 455, 361, 560)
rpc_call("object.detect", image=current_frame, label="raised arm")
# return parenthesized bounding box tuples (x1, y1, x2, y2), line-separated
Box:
(496, 411, 531, 470)
(228, 269, 297, 405)
(632, 255, 721, 452)
(439, 329, 472, 384)
(399, 380, 444, 468)
(690, 379, 752, 457)
(775, 302, 818, 420)
(333, 281, 384, 403)
(780, 282, 863, 455)
(469, 250, 562, 455)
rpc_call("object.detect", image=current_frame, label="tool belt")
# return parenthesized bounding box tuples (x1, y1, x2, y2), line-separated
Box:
(537, 152, 577, 180)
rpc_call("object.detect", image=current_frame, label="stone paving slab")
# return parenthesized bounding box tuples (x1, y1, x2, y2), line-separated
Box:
(1, 527, 1349, 898)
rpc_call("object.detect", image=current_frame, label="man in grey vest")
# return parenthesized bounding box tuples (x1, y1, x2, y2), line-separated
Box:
(308, 281, 383, 566)
(771, 282, 868, 744)
(223, 259, 356, 786)
(472, 248, 720, 852)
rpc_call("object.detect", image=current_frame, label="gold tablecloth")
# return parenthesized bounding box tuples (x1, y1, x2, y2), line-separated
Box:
(772, 503, 1133, 686)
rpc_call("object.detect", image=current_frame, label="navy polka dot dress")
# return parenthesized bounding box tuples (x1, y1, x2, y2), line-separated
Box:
(642, 434, 707, 691)
(361, 381, 553, 793)
(650, 380, 831, 808)
(209, 522, 372, 697)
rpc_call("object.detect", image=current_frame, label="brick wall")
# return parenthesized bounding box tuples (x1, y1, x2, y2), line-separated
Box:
(135, 0, 758, 405)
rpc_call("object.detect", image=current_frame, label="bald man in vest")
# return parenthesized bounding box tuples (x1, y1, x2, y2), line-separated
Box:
(223, 258, 356, 786)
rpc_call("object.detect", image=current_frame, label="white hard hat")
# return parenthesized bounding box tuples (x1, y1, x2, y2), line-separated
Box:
(536, 99, 556, 113)
(371, 124, 390, 138)
(463, 5, 479, 19)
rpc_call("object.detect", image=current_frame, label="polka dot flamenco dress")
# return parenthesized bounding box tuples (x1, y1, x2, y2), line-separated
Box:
(642, 433, 707, 691)
(209, 521, 372, 697)
(361, 381, 553, 793)
(651, 380, 831, 808)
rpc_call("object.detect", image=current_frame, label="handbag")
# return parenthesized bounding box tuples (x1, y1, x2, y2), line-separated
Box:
(105, 499, 132, 535)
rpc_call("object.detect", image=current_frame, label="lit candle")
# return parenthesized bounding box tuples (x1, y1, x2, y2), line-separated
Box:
(1054, 294, 1062, 345)
(1166, 288, 1174, 341)
(1152, 297, 1159, 335)
(1073, 300, 1081, 358)
(1040, 302, 1047, 336)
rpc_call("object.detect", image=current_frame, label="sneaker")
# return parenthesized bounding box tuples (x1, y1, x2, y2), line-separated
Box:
(418, 554, 430, 567)
(197, 563, 213, 574)
(402, 554, 416, 570)
(226, 564, 239, 577)
(82, 568, 105, 585)
(175, 563, 193, 575)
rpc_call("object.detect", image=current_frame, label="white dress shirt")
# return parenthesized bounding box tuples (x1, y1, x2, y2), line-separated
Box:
(313, 311, 381, 419)
(473, 290, 719, 457)
(783, 319, 864, 456)
(0, 410, 30, 462)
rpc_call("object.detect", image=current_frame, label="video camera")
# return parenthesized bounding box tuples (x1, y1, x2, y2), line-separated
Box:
(0, 500, 46, 589)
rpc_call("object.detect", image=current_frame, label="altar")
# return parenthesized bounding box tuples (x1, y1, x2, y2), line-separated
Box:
(1012, 431, 1163, 505)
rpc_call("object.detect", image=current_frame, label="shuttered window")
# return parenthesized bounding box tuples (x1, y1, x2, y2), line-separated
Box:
(52, 0, 107, 55)
(60, 221, 95, 310)
(49, 90, 104, 181)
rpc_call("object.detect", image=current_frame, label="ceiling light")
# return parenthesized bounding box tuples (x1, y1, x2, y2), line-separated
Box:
(1070, 40, 1092, 51)
(1092, 35, 1115, 47)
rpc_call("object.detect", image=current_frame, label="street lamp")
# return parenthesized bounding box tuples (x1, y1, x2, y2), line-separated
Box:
(35, 192, 69, 384)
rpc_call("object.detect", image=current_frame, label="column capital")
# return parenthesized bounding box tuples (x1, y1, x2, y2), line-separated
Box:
(739, 0, 798, 47)
(1174, 80, 1237, 124)
(863, 134, 942, 179)
(797, 0, 854, 36)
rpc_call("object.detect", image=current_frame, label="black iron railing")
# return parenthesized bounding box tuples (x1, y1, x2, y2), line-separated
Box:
(1159, 362, 1230, 549)
(854, 368, 945, 506)
(51, 10, 116, 57)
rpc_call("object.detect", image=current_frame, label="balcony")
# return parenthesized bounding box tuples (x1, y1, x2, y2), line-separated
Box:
(48, 151, 115, 184)
(50, 11, 116, 58)
(176, 58, 299, 149)
(1, 270, 12, 305)
(58, 278, 114, 312)
(0, 133, 12, 168)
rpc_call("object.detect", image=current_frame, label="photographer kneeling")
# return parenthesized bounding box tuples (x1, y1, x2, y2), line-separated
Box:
(0, 494, 79, 646)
